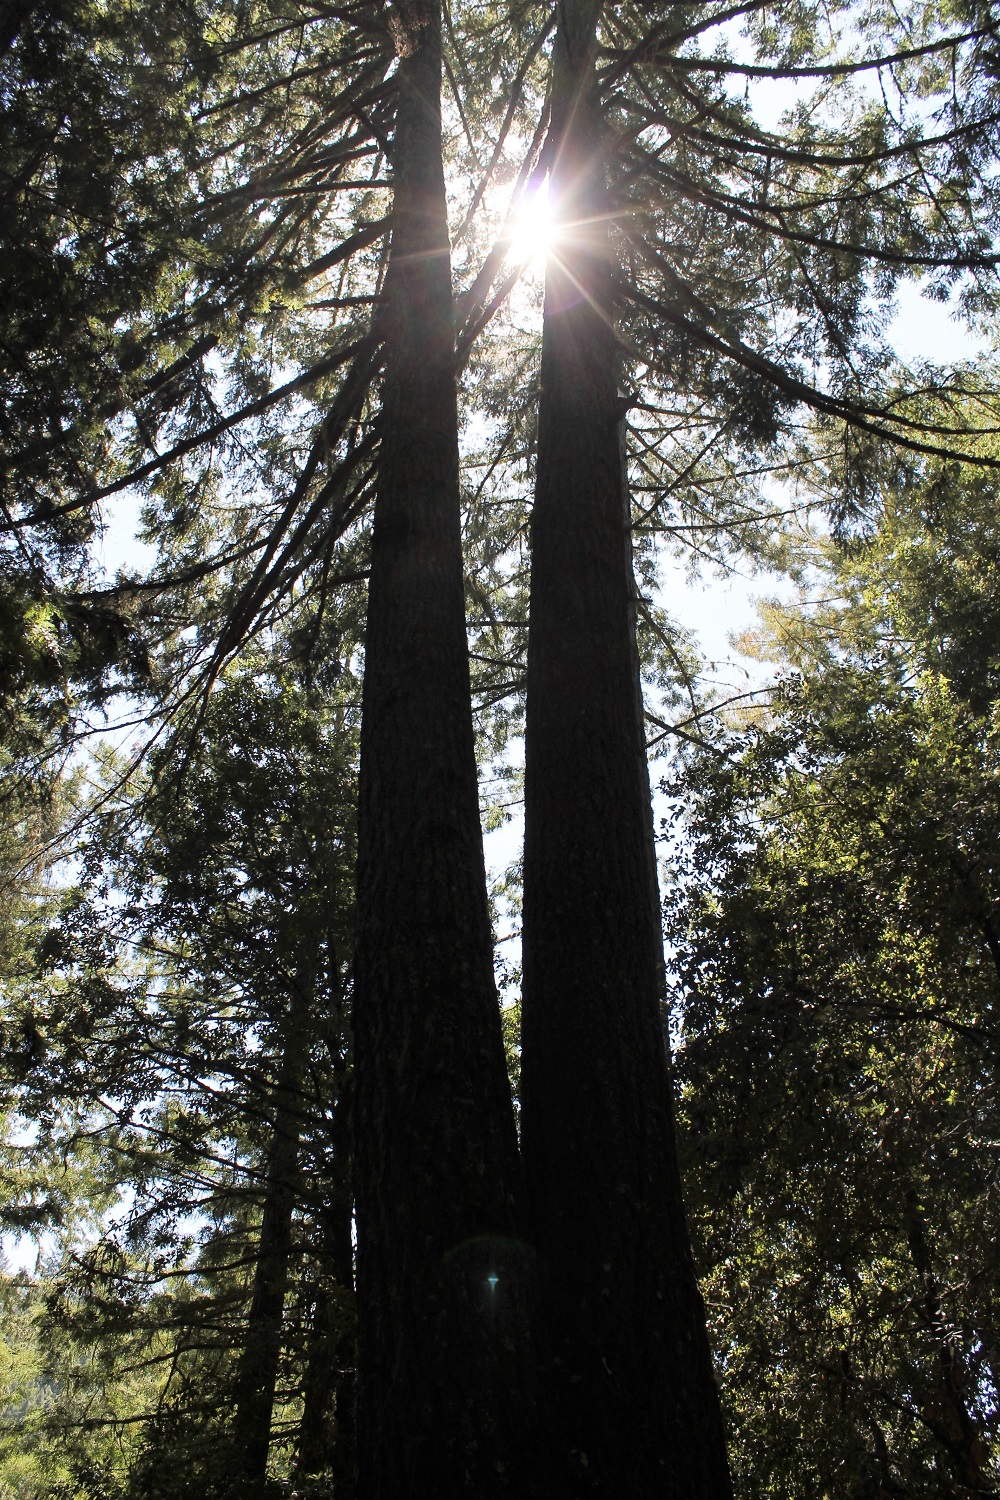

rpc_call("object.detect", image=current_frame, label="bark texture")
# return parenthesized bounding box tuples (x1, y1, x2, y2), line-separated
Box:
(352, 5, 557, 1495)
(519, 2, 734, 1494)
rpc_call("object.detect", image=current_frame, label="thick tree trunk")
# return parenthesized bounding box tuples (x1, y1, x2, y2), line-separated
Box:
(519, 3, 733, 1494)
(230, 989, 309, 1492)
(352, 4, 557, 1495)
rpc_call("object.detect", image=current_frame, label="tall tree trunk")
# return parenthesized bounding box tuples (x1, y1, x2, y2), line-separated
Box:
(519, 2, 733, 1494)
(352, 4, 557, 1495)
(230, 986, 309, 1493)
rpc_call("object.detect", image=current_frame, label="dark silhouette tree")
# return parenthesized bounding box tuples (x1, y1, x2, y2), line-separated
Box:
(351, 3, 558, 1496)
(520, 2, 732, 1494)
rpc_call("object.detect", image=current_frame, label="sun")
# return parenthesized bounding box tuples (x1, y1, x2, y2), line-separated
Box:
(506, 178, 555, 273)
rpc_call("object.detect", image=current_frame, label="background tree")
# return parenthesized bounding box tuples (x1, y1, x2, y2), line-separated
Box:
(0, 641, 358, 1499)
(666, 449, 1000, 1496)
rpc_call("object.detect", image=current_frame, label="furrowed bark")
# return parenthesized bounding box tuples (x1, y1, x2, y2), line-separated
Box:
(352, 4, 558, 1494)
(519, 1, 733, 1493)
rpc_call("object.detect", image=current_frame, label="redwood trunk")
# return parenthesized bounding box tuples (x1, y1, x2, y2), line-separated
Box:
(352, 4, 554, 1495)
(519, 3, 733, 1493)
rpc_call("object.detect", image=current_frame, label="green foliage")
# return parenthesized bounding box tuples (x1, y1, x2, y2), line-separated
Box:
(667, 456, 1000, 1496)
(0, 642, 358, 1497)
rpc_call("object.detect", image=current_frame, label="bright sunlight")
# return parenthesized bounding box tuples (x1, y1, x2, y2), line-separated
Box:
(506, 177, 555, 274)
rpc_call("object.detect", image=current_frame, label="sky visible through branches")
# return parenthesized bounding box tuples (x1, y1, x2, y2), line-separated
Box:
(87, 187, 994, 1086)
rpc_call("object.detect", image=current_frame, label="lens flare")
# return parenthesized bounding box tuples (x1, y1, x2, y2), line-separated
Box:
(507, 178, 554, 270)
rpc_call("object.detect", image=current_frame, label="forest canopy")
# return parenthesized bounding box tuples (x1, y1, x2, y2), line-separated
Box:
(3, 0, 1000, 1495)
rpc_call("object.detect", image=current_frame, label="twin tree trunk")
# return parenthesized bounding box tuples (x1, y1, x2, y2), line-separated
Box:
(352, 3, 555, 1496)
(519, 1, 733, 1495)
(353, 0, 732, 1494)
